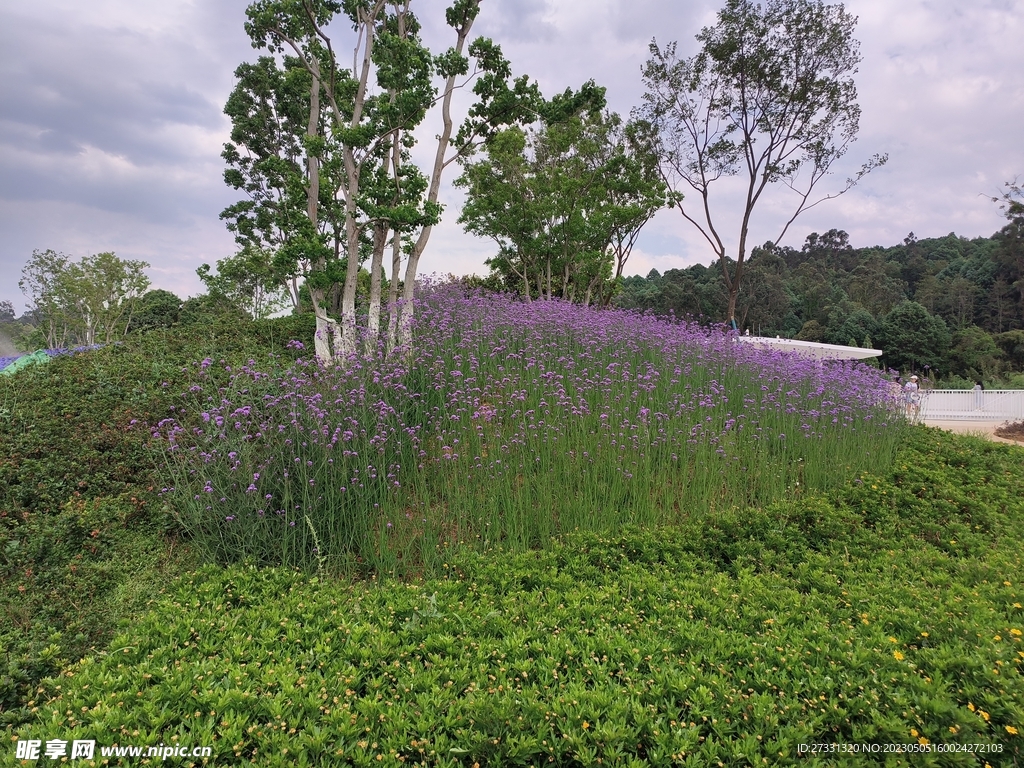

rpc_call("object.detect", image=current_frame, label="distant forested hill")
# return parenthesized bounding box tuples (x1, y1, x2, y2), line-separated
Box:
(616, 226, 1024, 384)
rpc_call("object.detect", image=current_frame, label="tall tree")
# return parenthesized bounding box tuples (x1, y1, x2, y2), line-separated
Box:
(636, 0, 886, 326)
(221, 55, 335, 312)
(457, 107, 669, 305)
(359, 2, 439, 353)
(734, 246, 793, 332)
(237, 0, 539, 363)
(946, 325, 1002, 380)
(877, 300, 950, 374)
(844, 253, 907, 317)
(393, 9, 542, 352)
(19, 249, 73, 348)
(65, 252, 151, 344)
(992, 179, 1024, 315)
(456, 128, 538, 298)
(244, 0, 392, 361)
(593, 115, 679, 298)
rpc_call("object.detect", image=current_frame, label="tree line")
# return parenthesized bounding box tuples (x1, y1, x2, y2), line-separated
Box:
(12, 250, 150, 349)
(616, 180, 1024, 383)
(4, 249, 247, 352)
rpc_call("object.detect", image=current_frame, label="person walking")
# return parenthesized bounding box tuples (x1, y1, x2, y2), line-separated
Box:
(903, 375, 921, 419)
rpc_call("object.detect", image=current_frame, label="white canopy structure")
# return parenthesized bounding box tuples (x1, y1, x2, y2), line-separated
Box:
(736, 335, 883, 361)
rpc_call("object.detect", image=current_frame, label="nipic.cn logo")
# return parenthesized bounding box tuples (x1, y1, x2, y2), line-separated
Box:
(16, 739, 95, 760)
(14, 739, 213, 761)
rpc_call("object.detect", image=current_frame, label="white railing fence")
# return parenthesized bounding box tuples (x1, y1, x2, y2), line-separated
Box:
(919, 390, 1024, 421)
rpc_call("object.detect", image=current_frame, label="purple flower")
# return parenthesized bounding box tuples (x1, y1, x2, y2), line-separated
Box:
(158, 278, 897, 572)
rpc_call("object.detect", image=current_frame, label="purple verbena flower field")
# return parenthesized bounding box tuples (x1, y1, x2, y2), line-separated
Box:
(152, 282, 904, 573)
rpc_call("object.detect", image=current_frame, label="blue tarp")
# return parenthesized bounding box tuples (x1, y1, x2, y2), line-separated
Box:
(0, 350, 52, 375)
(0, 346, 103, 375)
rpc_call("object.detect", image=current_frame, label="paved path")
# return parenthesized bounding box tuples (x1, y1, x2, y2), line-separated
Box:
(922, 419, 1023, 445)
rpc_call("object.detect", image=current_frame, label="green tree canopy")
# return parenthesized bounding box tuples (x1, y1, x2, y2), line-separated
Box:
(128, 290, 183, 333)
(992, 179, 1024, 314)
(877, 300, 950, 374)
(233, 0, 543, 362)
(198, 246, 289, 321)
(457, 107, 670, 306)
(945, 325, 1002, 381)
(19, 250, 150, 347)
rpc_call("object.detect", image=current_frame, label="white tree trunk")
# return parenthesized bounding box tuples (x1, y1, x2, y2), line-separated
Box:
(337, 203, 361, 361)
(365, 223, 387, 355)
(334, 5, 383, 364)
(397, 6, 478, 351)
(303, 61, 339, 366)
(386, 230, 402, 354)
(313, 311, 340, 364)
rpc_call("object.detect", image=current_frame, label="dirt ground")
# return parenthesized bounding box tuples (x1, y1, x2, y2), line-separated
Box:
(922, 418, 1024, 445)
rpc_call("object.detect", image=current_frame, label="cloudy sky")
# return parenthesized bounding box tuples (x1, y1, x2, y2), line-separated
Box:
(1, 0, 1022, 314)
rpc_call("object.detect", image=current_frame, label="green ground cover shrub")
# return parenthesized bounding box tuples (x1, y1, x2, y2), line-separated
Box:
(0, 497, 196, 728)
(5, 293, 1021, 763)
(0, 316, 314, 728)
(12, 427, 1023, 766)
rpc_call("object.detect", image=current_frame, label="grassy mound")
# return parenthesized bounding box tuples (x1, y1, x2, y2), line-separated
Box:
(12, 427, 1023, 765)
(0, 315, 314, 727)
